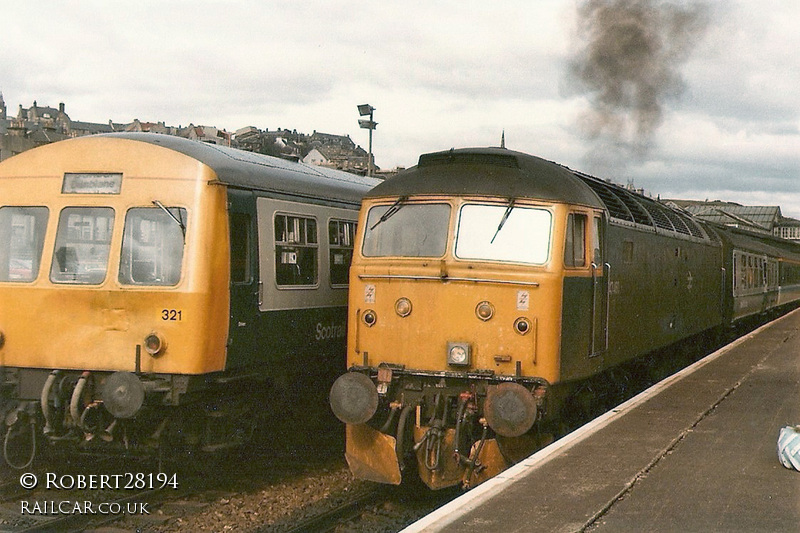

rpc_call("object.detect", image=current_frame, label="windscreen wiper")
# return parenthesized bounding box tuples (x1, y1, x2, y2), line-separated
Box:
(152, 200, 186, 240)
(490, 198, 515, 244)
(369, 196, 408, 231)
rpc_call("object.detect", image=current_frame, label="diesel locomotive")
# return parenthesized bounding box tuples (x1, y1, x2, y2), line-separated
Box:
(329, 147, 800, 490)
(0, 133, 380, 467)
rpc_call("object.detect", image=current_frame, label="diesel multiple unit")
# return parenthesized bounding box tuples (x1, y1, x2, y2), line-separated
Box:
(0, 133, 379, 467)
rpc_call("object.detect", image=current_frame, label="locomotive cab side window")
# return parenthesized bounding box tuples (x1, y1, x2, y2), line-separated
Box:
(329, 219, 356, 286)
(592, 215, 603, 264)
(119, 207, 186, 286)
(274, 213, 318, 287)
(51, 207, 115, 285)
(0, 206, 49, 282)
(564, 213, 587, 267)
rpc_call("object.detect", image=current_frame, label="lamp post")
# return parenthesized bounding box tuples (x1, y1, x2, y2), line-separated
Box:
(357, 104, 377, 176)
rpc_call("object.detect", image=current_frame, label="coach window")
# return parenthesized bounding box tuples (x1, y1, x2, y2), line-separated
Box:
(0, 207, 49, 282)
(329, 219, 356, 286)
(119, 207, 186, 286)
(51, 207, 114, 285)
(564, 213, 587, 267)
(275, 213, 318, 287)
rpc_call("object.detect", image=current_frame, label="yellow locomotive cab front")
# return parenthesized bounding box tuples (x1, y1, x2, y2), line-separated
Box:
(331, 196, 575, 489)
(328, 148, 611, 490)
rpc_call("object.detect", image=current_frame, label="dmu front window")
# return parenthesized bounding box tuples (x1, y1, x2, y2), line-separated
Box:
(455, 204, 552, 264)
(0, 206, 49, 282)
(50, 207, 114, 285)
(362, 203, 450, 257)
(119, 207, 186, 286)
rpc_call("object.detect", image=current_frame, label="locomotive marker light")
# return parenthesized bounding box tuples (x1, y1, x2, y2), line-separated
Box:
(394, 297, 412, 317)
(475, 301, 495, 321)
(143, 332, 165, 356)
(484, 382, 537, 437)
(514, 317, 532, 335)
(330, 372, 379, 424)
(102, 371, 145, 419)
(447, 342, 471, 366)
(362, 309, 378, 327)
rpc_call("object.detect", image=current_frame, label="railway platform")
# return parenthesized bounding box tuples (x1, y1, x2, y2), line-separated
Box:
(403, 309, 800, 532)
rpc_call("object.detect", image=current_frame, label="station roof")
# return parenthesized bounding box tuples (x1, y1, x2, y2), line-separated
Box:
(670, 201, 781, 233)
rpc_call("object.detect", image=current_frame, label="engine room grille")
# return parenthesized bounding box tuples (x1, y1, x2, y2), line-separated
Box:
(573, 171, 709, 241)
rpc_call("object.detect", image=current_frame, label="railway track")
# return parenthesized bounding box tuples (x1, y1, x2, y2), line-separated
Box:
(281, 486, 388, 533)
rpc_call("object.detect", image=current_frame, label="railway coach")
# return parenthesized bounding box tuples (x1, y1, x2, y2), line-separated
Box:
(329, 147, 800, 490)
(0, 132, 380, 467)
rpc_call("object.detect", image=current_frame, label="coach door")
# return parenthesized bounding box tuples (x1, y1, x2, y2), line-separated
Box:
(590, 213, 608, 357)
(227, 189, 260, 362)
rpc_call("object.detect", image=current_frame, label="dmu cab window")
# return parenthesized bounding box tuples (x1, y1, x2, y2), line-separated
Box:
(51, 207, 114, 284)
(564, 213, 587, 267)
(363, 203, 450, 257)
(0, 206, 49, 282)
(329, 219, 356, 286)
(455, 204, 552, 264)
(119, 207, 186, 286)
(275, 213, 318, 287)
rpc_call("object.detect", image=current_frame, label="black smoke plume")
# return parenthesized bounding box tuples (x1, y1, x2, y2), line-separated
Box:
(568, 0, 709, 176)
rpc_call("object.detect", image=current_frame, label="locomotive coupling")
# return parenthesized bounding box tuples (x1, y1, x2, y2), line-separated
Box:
(329, 371, 378, 424)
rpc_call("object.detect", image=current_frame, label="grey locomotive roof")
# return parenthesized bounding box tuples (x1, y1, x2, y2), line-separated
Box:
(366, 147, 604, 209)
(371, 147, 712, 241)
(100, 132, 380, 206)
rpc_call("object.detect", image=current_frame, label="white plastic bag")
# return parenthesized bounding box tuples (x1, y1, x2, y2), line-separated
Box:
(778, 426, 800, 471)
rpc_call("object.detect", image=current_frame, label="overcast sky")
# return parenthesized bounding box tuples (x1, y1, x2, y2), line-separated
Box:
(3, 1, 800, 217)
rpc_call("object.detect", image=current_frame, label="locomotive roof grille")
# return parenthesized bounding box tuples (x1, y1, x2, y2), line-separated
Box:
(417, 151, 520, 169)
(640, 201, 676, 231)
(577, 176, 635, 222)
(615, 188, 653, 226)
(573, 171, 709, 241)
(662, 208, 692, 236)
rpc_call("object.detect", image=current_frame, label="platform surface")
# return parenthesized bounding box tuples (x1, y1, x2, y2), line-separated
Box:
(404, 310, 800, 532)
